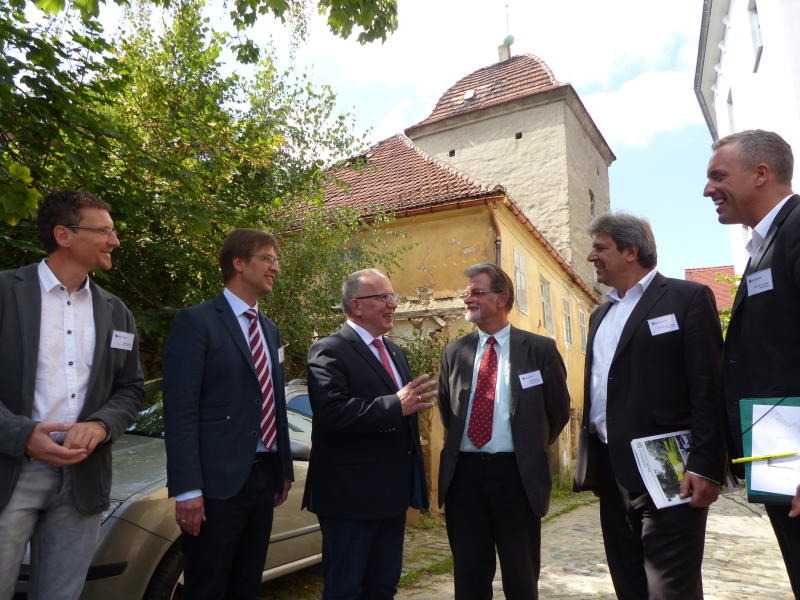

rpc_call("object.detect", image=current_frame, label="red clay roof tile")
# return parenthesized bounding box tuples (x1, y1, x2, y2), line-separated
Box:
(684, 265, 736, 310)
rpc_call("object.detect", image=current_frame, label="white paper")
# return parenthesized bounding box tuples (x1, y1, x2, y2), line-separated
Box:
(746, 268, 774, 296)
(278, 345, 285, 364)
(647, 314, 679, 336)
(630, 430, 692, 509)
(750, 404, 800, 496)
(110, 330, 134, 351)
(518, 370, 543, 389)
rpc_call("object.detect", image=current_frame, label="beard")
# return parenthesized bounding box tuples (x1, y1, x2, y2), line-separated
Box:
(465, 306, 481, 323)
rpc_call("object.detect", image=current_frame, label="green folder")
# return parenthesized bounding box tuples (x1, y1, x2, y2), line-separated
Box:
(739, 397, 800, 504)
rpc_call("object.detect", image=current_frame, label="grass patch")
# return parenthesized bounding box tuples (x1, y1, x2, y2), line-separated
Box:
(398, 556, 454, 588)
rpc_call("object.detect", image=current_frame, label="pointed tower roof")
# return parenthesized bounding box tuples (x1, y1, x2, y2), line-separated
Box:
(405, 54, 562, 134)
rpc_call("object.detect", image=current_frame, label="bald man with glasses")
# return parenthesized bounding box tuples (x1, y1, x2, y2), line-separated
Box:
(303, 268, 436, 600)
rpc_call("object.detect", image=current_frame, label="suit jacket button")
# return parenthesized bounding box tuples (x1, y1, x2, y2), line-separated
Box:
(250, 431, 257, 437)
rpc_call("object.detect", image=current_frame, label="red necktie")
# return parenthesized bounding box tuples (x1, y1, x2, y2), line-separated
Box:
(372, 338, 399, 389)
(245, 309, 277, 449)
(467, 337, 497, 448)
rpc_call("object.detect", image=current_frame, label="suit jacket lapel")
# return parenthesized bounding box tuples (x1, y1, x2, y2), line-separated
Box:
(214, 294, 257, 376)
(452, 332, 479, 439)
(341, 325, 398, 392)
(612, 272, 667, 363)
(508, 326, 527, 420)
(14, 265, 42, 412)
(85, 282, 112, 405)
(385, 338, 410, 386)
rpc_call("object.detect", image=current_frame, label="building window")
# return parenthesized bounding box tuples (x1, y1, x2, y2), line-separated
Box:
(448, 149, 456, 157)
(513, 248, 528, 314)
(589, 190, 596, 219)
(539, 276, 554, 334)
(579, 310, 587, 353)
(562, 297, 573, 345)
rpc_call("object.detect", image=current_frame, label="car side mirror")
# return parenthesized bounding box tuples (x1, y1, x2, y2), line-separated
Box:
(290, 439, 311, 461)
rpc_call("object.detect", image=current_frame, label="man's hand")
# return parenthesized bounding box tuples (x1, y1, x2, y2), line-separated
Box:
(63, 421, 107, 454)
(25, 422, 89, 466)
(679, 472, 720, 508)
(274, 480, 291, 507)
(397, 374, 437, 416)
(176, 496, 205, 536)
(788, 484, 800, 518)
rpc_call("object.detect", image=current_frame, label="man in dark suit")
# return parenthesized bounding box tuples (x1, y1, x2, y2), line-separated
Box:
(303, 268, 436, 600)
(438, 263, 570, 600)
(0, 190, 144, 599)
(574, 213, 724, 599)
(703, 129, 800, 596)
(163, 228, 293, 600)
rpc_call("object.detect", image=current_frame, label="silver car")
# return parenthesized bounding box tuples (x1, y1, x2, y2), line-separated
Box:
(15, 379, 321, 599)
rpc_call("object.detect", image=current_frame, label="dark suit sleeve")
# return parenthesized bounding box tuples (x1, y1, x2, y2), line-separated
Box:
(83, 301, 144, 441)
(683, 285, 724, 481)
(163, 308, 207, 496)
(437, 343, 452, 431)
(541, 338, 570, 445)
(307, 338, 405, 434)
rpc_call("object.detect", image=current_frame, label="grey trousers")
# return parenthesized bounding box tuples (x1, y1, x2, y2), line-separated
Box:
(0, 460, 100, 600)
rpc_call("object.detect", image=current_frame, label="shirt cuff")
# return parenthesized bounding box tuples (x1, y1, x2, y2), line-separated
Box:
(175, 489, 202, 502)
(687, 471, 720, 485)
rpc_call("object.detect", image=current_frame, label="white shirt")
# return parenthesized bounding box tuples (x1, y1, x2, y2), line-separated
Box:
(745, 194, 794, 258)
(589, 269, 658, 443)
(460, 324, 514, 453)
(33, 260, 95, 441)
(176, 289, 276, 502)
(346, 320, 402, 388)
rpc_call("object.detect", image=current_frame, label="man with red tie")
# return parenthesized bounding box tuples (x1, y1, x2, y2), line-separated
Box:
(303, 268, 436, 599)
(438, 263, 570, 600)
(163, 229, 293, 599)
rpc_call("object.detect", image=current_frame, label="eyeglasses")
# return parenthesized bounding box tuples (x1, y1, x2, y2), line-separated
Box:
(458, 289, 496, 299)
(66, 225, 118, 237)
(355, 292, 399, 303)
(249, 254, 279, 266)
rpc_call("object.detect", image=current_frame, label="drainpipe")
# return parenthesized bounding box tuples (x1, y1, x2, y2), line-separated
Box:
(487, 202, 502, 267)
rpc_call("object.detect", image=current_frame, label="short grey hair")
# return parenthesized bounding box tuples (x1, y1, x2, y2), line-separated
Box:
(713, 129, 793, 185)
(464, 263, 514, 311)
(589, 213, 657, 269)
(341, 268, 384, 315)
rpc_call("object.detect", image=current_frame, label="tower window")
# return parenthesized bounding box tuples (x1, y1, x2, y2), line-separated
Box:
(515, 132, 522, 140)
(448, 149, 456, 157)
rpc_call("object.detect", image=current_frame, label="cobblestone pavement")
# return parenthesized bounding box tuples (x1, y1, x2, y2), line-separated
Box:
(397, 490, 794, 599)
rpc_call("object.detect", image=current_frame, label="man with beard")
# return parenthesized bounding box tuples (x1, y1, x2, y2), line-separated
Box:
(437, 263, 570, 600)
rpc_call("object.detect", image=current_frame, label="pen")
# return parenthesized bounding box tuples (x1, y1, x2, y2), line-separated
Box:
(732, 452, 799, 464)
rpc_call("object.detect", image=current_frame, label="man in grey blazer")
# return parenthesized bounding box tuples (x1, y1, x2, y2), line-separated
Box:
(703, 129, 800, 597)
(0, 190, 144, 600)
(438, 263, 570, 600)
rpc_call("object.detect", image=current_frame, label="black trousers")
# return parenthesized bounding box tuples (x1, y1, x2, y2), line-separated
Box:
(765, 503, 800, 599)
(181, 453, 278, 600)
(597, 444, 708, 600)
(444, 452, 541, 600)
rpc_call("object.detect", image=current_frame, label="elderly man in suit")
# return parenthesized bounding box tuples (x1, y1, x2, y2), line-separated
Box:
(438, 263, 570, 600)
(303, 268, 436, 600)
(163, 228, 293, 600)
(0, 190, 144, 600)
(703, 129, 800, 597)
(574, 213, 724, 599)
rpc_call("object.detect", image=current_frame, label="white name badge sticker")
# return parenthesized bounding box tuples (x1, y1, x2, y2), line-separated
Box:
(110, 330, 135, 351)
(647, 314, 679, 336)
(278, 345, 285, 364)
(519, 370, 543, 389)
(746, 268, 774, 296)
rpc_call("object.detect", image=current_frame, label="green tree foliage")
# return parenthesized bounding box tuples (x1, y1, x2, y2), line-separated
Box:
(1, 0, 405, 377)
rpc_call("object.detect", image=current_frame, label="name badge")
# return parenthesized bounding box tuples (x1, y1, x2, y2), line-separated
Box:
(519, 370, 543, 389)
(110, 330, 135, 351)
(278, 345, 285, 364)
(647, 314, 679, 336)
(746, 268, 773, 296)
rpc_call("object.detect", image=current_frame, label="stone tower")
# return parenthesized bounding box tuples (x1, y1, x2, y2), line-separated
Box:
(405, 50, 615, 292)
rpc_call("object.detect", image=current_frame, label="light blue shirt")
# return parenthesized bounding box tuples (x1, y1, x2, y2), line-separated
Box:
(460, 324, 514, 453)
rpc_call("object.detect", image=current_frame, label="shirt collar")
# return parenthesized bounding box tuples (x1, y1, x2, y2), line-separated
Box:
(38, 259, 90, 294)
(477, 322, 511, 348)
(223, 287, 258, 318)
(346, 319, 383, 346)
(747, 194, 794, 256)
(606, 268, 658, 304)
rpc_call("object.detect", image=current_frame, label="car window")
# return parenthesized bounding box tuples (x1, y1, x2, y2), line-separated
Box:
(287, 409, 312, 446)
(286, 393, 312, 416)
(128, 379, 166, 438)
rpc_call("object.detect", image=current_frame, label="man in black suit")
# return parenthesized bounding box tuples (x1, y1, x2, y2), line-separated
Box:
(303, 268, 436, 600)
(703, 129, 800, 596)
(0, 190, 144, 600)
(574, 213, 724, 599)
(163, 228, 293, 600)
(438, 263, 570, 600)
